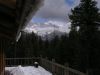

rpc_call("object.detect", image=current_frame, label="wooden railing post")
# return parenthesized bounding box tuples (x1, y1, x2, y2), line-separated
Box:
(0, 52, 5, 75)
(0, 40, 5, 75)
(64, 63, 69, 75)
(86, 69, 90, 75)
(52, 58, 55, 63)
(39, 55, 42, 66)
(52, 59, 56, 75)
(45, 57, 48, 60)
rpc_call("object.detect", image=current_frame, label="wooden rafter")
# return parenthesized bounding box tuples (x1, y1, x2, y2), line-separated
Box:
(0, 4, 15, 16)
(0, 0, 16, 8)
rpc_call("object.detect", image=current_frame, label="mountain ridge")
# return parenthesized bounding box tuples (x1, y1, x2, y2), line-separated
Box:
(24, 21, 71, 36)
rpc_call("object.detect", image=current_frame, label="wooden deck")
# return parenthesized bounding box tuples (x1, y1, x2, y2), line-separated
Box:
(5, 57, 86, 75)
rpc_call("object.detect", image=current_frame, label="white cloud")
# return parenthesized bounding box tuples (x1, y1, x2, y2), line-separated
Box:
(96, 0, 100, 7)
(25, 21, 71, 34)
(25, 0, 100, 34)
(33, 0, 80, 22)
(33, 0, 100, 23)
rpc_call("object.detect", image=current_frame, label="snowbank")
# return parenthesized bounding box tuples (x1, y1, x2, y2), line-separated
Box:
(5, 65, 52, 75)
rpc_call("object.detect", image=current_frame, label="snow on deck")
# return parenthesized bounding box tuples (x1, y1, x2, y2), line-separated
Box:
(5, 65, 52, 75)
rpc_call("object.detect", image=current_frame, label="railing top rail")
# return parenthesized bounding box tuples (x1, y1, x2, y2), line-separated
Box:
(67, 67, 86, 75)
(5, 57, 39, 60)
(41, 58, 67, 68)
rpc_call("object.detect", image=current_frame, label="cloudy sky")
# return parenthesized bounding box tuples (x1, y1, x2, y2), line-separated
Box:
(25, 0, 100, 34)
(31, 0, 100, 23)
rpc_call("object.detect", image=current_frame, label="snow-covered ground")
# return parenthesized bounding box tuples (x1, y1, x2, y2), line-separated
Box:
(5, 65, 52, 75)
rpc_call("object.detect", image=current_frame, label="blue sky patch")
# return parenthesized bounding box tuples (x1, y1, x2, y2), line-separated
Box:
(31, 17, 48, 23)
(65, 0, 74, 6)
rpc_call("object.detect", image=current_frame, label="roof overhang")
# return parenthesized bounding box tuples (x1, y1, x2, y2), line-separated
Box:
(0, 0, 43, 40)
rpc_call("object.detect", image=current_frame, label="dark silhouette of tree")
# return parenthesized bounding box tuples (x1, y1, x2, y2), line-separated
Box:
(69, 0, 100, 71)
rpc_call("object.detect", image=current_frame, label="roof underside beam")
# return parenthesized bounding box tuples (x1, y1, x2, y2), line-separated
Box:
(0, 4, 15, 17)
(0, 0, 16, 8)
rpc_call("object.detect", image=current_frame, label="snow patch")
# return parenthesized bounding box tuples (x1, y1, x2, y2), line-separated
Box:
(5, 66, 52, 75)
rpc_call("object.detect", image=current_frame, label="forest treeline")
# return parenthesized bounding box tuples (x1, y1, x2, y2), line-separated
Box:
(5, 0, 100, 72)
(5, 30, 100, 72)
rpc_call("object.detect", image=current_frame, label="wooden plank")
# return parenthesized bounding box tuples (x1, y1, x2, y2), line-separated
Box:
(0, 40, 5, 75)
(0, 33, 15, 40)
(0, 52, 5, 75)
(0, 27, 16, 36)
(0, 23, 17, 32)
(5, 57, 39, 60)
(0, 0, 16, 8)
(0, 4, 15, 16)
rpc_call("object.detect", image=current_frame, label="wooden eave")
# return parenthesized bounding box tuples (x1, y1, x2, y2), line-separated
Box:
(0, 0, 42, 40)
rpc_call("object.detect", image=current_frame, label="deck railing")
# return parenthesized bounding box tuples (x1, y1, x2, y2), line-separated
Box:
(39, 57, 86, 75)
(5, 57, 39, 67)
(5, 57, 87, 75)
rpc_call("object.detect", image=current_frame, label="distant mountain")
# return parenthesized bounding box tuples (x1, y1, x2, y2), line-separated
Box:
(40, 30, 67, 40)
(24, 20, 71, 39)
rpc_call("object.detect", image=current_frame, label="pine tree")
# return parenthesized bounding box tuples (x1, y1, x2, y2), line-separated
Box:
(69, 0, 100, 70)
(69, 0, 100, 32)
